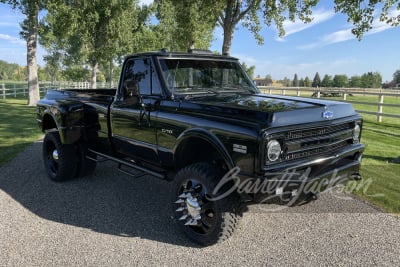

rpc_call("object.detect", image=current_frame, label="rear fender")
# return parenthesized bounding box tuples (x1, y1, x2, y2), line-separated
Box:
(39, 102, 84, 144)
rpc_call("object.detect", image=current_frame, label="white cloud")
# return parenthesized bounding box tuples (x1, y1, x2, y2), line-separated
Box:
(299, 9, 400, 49)
(366, 9, 400, 35)
(0, 33, 25, 45)
(298, 28, 354, 49)
(233, 54, 263, 65)
(276, 9, 335, 41)
(233, 53, 362, 81)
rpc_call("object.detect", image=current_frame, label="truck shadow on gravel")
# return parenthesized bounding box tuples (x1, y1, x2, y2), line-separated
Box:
(0, 142, 383, 247)
(0, 141, 201, 247)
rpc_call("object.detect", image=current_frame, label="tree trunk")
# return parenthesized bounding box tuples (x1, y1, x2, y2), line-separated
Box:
(109, 59, 113, 88)
(91, 61, 98, 89)
(27, 2, 40, 106)
(221, 0, 236, 55)
(222, 25, 234, 55)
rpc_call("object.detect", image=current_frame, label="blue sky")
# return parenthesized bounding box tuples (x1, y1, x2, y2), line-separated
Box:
(1, 1, 399, 82)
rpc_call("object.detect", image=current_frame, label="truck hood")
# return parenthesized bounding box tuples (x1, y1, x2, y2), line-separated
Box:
(179, 93, 357, 127)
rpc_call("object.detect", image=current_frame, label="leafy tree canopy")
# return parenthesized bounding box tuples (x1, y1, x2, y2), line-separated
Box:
(334, 0, 400, 39)
(241, 62, 256, 79)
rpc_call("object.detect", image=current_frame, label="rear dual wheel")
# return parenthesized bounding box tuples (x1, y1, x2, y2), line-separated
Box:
(43, 131, 96, 181)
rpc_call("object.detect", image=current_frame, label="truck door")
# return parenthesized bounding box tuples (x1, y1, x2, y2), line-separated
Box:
(110, 57, 161, 164)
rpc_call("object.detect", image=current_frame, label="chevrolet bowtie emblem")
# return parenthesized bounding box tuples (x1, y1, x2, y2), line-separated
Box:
(322, 109, 333, 119)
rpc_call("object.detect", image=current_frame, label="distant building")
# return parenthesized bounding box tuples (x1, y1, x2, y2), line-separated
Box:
(254, 78, 272, 87)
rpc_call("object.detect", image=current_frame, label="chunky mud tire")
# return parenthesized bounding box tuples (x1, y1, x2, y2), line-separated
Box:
(172, 162, 242, 246)
(42, 131, 77, 182)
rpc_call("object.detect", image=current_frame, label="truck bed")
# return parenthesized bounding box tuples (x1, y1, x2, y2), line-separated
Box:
(42, 88, 116, 103)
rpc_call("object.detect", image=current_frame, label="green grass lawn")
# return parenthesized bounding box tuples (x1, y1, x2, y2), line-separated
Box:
(264, 92, 400, 214)
(0, 98, 43, 165)
(347, 119, 400, 215)
(0, 96, 399, 214)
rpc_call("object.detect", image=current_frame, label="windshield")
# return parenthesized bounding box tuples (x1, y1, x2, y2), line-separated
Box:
(159, 58, 259, 96)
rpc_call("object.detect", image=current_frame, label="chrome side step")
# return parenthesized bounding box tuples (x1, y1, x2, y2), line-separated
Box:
(87, 149, 166, 180)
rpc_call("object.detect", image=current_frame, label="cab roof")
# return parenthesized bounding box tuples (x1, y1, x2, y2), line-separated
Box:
(125, 49, 239, 61)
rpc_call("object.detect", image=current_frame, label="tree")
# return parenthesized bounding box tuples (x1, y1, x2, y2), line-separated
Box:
(42, 49, 63, 84)
(299, 78, 304, 87)
(0, 60, 24, 80)
(334, 0, 400, 39)
(332, 74, 348, 88)
(1, 0, 42, 105)
(218, 0, 261, 55)
(292, 73, 299, 87)
(361, 72, 382, 88)
(42, 0, 147, 88)
(349, 75, 362, 88)
(217, 0, 319, 55)
(304, 76, 312, 87)
(264, 74, 273, 85)
(280, 76, 291, 87)
(62, 66, 90, 81)
(155, 0, 219, 51)
(393, 69, 400, 84)
(312, 72, 321, 87)
(321, 74, 332, 87)
(241, 62, 255, 79)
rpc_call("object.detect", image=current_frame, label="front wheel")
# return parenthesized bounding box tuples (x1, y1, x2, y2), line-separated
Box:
(171, 162, 242, 246)
(43, 131, 77, 182)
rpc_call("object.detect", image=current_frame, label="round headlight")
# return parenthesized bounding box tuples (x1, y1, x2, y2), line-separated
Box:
(353, 124, 361, 142)
(267, 140, 282, 162)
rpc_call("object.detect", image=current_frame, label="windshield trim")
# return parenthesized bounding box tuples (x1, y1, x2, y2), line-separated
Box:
(157, 57, 259, 98)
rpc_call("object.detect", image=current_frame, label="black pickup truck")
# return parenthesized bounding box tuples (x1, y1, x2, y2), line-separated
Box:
(36, 49, 365, 245)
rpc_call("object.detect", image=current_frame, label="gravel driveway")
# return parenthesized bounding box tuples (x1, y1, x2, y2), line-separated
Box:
(1, 141, 399, 266)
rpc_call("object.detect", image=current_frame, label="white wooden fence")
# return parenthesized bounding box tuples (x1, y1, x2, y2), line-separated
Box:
(1, 82, 114, 99)
(2, 83, 399, 122)
(259, 86, 400, 122)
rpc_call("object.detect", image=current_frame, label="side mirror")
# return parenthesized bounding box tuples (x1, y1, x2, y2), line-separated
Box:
(124, 79, 139, 97)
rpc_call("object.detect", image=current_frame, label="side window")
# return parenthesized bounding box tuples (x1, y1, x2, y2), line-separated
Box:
(151, 71, 161, 95)
(122, 57, 161, 98)
(122, 58, 150, 98)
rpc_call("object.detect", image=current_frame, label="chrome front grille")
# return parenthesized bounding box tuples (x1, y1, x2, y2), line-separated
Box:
(285, 123, 351, 140)
(285, 140, 349, 161)
(283, 122, 354, 162)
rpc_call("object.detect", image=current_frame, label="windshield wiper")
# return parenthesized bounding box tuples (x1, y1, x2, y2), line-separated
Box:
(175, 89, 220, 99)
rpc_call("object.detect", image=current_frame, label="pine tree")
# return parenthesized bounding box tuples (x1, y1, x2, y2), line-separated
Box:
(321, 74, 332, 87)
(292, 73, 299, 87)
(312, 72, 321, 88)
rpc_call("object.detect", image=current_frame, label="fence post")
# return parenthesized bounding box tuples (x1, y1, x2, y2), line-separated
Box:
(317, 91, 321, 98)
(2, 84, 5, 99)
(297, 88, 300, 96)
(377, 94, 384, 122)
(13, 84, 16, 98)
(343, 93, 347, 100)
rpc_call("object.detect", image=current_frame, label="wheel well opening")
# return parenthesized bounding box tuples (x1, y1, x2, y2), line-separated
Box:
(174, 137, 228, 172)
(42, 114, 57, 131)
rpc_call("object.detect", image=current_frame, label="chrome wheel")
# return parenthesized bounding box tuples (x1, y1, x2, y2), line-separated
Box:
(172, 163, 242, 245)
(44, 140, 59, 176)
(174, 178, 218, 235)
